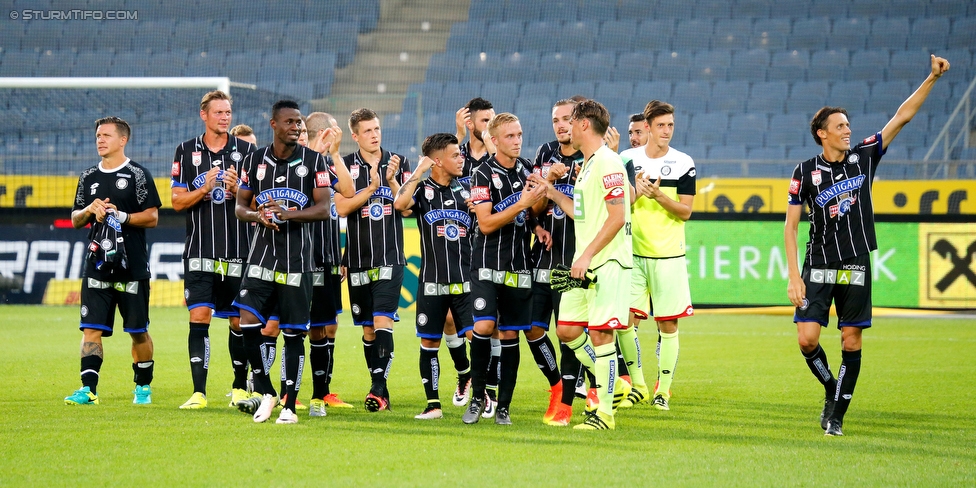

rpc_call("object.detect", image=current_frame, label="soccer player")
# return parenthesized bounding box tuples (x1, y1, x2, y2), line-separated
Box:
(230, 124, 258, 146)
(303, 111, 356, 416)
(620, 100, 697, 412)
(531, 99, 633, 430)
(529, 98, 586, 426)
(232, 100, 335, 424)
(65, 116, 162, 406)
(786, 55, 950, 437)
(462, 113, 547, 425)
(393, 133, 474, 420)
(628, 113, 648, 148)
(335, 108, 412, 412)
(171, 90, 255, 410)
(454, 97, 495, 185)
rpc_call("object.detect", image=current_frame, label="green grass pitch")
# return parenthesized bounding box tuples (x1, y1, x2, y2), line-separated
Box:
(1, 305, 974, 486)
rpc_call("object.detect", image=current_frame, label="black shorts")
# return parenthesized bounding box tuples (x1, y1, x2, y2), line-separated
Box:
(530, 269, 561, 330)
(233, 271, 313, 331)
(183, 259, 244, 319)
(470, 268, 533, 331)
(79, 278, 150, 338)
(310, 268, 339, 327)
(416, 282, 474, 339)
(347, 265, 403, 326)
(795, 254, 873, 329)
(330, 267, 344, 315)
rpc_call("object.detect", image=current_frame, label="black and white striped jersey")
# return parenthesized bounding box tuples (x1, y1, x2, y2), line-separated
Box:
(469, 156, 533, 272)
(788, 132, 883, 265)
(172, 135, 255, 260)
(340, 149, 411, 269)
(531, 141, 583, 269)
(410, 177, 472, 283)
(73, 159, 162, 282)
(239, 145, 330, 273)
(459, 141, 491, 186)
(310, 162, 340, 268)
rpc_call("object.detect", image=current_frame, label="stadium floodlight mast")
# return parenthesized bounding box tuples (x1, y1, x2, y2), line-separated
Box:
(0, 77, 234, 94)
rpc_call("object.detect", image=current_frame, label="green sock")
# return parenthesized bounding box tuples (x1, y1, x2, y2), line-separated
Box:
(657, 330, 679, 397)
(567, 333, 595, 371)
(594, 342, 616, 417)
(616, 327, 646, 389)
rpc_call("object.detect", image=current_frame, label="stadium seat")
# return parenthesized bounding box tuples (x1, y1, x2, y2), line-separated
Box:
(947, 18, 976, 51)
(867, 18, 910, 51)
(653, 52, 692, 82)
(171, 21, 214, 53)
(729, 49, 770, 82)
(712, 19, 752, 50)
(871, 81, 911, 111)
(693, 50, 732, 82)
(786, 81, 829, 114)
(480, 82, 518, 113)
(674, 19, 714, 52)
(426, 53, 463, 83)
(768, 50, 810, 82)
(789, 17, 831, 51)
(544, 0, 581, 23)
(599, 20, 639, 52)
(910, 17, 951, 52)
(61, 23, 101, 52)
(709, 81, 750, 113)
(72, 52, 114, 77)
(637, 19, 676, 51)
(888, 50, 933, 81)
(580, 1, 617, 23)
(766, 114, 810, 148)
(561, 21, 598, 53)
(690, 113, 729, 146)
(808, 50, 849, 81)
(35, 51, 76, 77)
(557, 81, 596, 99)
(469, 0, 504, 21)
(769, 0, 810, 17)
(514, 96, 553, 115)
(671, 80, 711, 113)
(617, 0, 649, 21)
(533, 52, 577, 82)
(828, 18, 868, 51)
(483, 22, 524, 53)
(575, 52, 615, 82)
(614, 52, 653, 82)
(746, 81, 788, 114)
(751, 19, 791, 50)
(521, 21, 561, 53)
(693, 0, 733, 20)
(633, 81, 673, 105)
(20, 22, 60, 52)
(786, 146, 812, 161)
(519, 82, 558, 103)
(747, 146, 786, 161)
(731, 0, 770, 19)
(505, 0, 544, 22)
(849, 113, 889, 139)
(828, 81, 869, 113)
(727, 114, 769, 145)
(111, 52, 152, 77)
(847, 50, 890, 82)
(596, 81, 635, 100)
(708, 144, 747, 160)
(928, 0, 972, 17)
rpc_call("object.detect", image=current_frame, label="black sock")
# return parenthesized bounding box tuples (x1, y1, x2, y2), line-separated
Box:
(228, 328, 248, 390)
(831, 349, 862, 422)
(586, 369, 596, 389)
(132, 360, 154, 386)
(802, 344, 837, 396)
(497, 338, 520, 409)
(469, 332, 491, 401)
(325, 338, 336, 395)
(243, 328, 275, 396)
(188, 323, 210, 395)
(282, 333, 305, 411)
(559, 342, 581, 406)
(310, 337, 329, 400)
(528, 334, 560, 387)
(419, 346, 440, 402)
(616, 339, 630, 378)
(81, 355, 102, 394)
(447, 339, 471, 376)
(362, 336, 374, 374)
(372, 328, 395, 396)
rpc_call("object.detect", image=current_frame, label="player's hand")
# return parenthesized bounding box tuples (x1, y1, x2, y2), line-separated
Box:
(366, 159, 381, 189)
(547, 162, 568, 182)
(223, 165, 239, 193)
(603, 127, 620, 152)
(309, 127, 335, 154)
(570, 255, 591, 280)
(339, 266, 348, 282)
(787, 275, 806, 308)
(202, 166, 220, 192)
(455, 107, 469, 138)
(534, 225, 552, 251)
(520, 179, 547, 208)
(386, 154, 401, 183)
(931, 54, 950, 78)
(464, 196, 476, 212)
(88, 197, 110, 222)
(417, 155, 435, 173)
(257, 201, 281, 230)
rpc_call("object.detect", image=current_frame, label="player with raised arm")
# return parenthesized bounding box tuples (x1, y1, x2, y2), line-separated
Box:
(787, 55, 949, 437)
(393, 133, 474, 420)
(531, 99, 633, 430)
(461, 113, 548, 425)
(334, 108, 412, 412)
(171, 90, 255, 410)
(231, 100, 334, 425)
(620, 100, 697, 411)
(65, 117, 162, 406)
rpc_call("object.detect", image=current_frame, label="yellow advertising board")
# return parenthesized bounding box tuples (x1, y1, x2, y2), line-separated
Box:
(694, 178, 975, 214)
(0, 176, 174, 208)
(918, 223, 976, 308)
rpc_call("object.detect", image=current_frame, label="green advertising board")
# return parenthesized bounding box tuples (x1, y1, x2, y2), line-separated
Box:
(685, 221, 920, 307)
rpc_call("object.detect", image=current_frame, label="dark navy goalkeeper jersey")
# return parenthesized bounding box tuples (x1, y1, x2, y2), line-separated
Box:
(531, 141, 583, 270)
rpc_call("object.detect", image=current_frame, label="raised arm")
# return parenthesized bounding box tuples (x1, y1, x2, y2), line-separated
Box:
(880, 54, 950, 151)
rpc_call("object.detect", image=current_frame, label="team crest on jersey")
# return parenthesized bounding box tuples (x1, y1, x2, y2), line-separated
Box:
(350, 164, 360, 179)
(315, 171, 330, 188)
(514, 209, 527, 226)
(829, 194, 858, 218)
(460, 189, 470, 199)
(551, 204, 565, 219)
(811, 170, 822, 185)
(257, 163, 267, 180)
(363, 202, 392, 221)
(171, 161, 180, 177)
(848, 153, 860, 164)
(116, 178, 128, 189)
(437, 223, 466, 241)
(230, 151, 243, 162)
(330, 202, 338, 219)
(211, 187, 226, 204)
(661, 166, 672, 176)
(80, 305, 88, 317)
(425, 186, 434, 200)
(295, 165, 308, 178)
(541, 163, 551, 178)
(101, 238, 113, 250)
(492, 173, 502, 189)
(192, 151, 202, 166)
